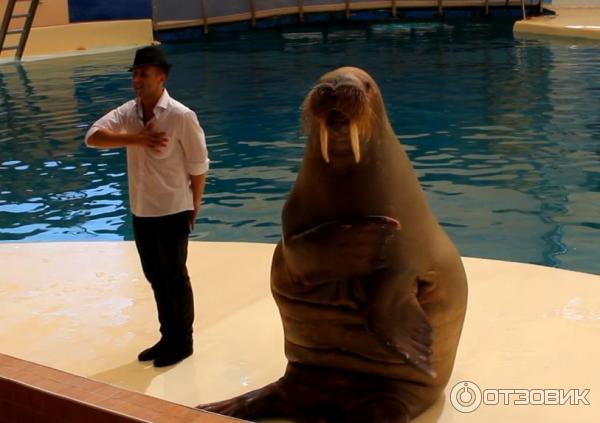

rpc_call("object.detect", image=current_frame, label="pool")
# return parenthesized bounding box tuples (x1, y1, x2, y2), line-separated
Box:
(0, 20, 598, 274)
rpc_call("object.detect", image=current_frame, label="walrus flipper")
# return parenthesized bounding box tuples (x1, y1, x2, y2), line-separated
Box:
(284, 215, 401, 282)
(197, 381, 288, 419)
(367, 284, 435, 378)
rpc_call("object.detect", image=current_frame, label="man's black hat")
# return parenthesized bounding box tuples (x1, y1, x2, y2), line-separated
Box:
(128, 46, 172, 73)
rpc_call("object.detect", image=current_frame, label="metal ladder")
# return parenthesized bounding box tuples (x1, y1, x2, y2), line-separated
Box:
(0, 0, 40, 60)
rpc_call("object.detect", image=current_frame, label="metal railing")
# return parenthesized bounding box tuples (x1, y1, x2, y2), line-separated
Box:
(151, 0, 540, 34)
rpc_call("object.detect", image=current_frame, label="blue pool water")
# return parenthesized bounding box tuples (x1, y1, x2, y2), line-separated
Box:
(0, 20, 599, 274)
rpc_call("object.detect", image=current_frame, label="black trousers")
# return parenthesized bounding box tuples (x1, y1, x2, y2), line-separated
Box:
(132, 211, 194, 350)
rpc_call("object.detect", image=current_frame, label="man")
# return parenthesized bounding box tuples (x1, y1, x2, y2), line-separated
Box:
(85, 46, 209, 367)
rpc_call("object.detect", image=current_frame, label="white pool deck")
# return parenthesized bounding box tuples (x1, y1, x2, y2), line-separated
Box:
(514, 6, 600, 40)
(1, 241, 599, 422)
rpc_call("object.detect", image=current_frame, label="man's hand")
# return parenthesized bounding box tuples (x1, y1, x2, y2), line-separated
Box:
(137, 122, 169, 151)
(189, 205, 200, 231)
(189, 174, 206, 232)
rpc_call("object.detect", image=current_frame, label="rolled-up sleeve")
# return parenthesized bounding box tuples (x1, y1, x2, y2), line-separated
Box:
(181, 110, 210, 175)
(84, 104, 128, 147)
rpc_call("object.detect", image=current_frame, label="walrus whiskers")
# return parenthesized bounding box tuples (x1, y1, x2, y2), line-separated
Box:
(350, 122, 360, 163)
(320, 120, 330, 163)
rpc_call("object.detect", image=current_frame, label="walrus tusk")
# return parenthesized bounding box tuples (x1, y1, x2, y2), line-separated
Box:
(320, 120, 330, 163)
(350, 122, 360, 163)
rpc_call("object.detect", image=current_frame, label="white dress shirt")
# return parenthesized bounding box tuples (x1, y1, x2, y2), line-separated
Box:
(85, 89, 210, 217)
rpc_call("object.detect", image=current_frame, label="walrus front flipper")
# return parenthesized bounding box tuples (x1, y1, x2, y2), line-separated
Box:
(197, 381, 288, 419)
(284, 215, 401, 282)
(367, 276, 435, 378)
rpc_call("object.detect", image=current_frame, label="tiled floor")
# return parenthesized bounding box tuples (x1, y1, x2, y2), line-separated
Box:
(1, 241, 599, 422)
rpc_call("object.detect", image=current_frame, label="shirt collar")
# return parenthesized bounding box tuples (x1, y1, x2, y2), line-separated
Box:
(135, 89, 171, 121)
(155, 89, 170, 111)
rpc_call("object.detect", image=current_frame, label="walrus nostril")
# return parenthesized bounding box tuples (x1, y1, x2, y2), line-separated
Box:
(310, 84, 336, 116)
(333, 84, 366, 118)
(316, 84, 335, 97)
(335, 84, 362, 98)
(309, 82, 367, 121)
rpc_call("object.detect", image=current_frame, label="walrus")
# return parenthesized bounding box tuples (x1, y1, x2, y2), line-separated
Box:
(198, 67, 468, 422)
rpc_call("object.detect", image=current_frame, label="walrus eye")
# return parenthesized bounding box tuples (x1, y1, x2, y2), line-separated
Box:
(364, 82, 372, 92)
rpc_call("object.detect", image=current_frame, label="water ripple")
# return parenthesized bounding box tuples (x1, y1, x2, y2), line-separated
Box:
(0, 21, 599, 274)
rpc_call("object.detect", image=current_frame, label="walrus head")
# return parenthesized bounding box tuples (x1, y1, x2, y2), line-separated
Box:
(303, 67, 386, 165)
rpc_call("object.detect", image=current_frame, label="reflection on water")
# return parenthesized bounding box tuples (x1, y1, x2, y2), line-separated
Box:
(0, 21, 599, 274)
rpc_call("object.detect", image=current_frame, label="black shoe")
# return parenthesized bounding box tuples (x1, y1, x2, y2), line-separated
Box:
(153, 347, 193, 367)
(137, 340, 166, 361)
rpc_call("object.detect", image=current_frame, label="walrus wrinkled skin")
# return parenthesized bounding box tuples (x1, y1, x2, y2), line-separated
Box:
(198, 67, 468, 422)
